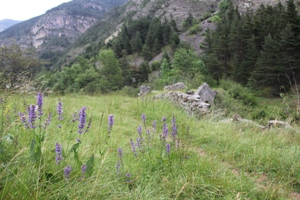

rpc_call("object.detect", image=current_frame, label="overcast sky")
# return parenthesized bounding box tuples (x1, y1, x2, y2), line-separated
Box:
(0, 0, 72, 21)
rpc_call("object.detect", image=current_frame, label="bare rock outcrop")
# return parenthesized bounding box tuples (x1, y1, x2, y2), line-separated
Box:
(164, 82, 186, 91)
(196, 82, 217, 106)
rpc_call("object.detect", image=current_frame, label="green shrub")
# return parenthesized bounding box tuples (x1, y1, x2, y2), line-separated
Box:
(150, 60, 162, 71)
(220, 79, 257, 106)
(251, 110, 267, 120)
(188, 24, 202, 35)
(120, 86, 139, 97)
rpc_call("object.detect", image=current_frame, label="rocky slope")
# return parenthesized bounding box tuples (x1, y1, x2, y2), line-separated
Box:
(64, 0, 295, 64)
(0, 19, 21, 32)
(0, 0, 126, 64)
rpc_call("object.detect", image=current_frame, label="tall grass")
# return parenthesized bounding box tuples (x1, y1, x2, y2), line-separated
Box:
(0, 92, 299, 199)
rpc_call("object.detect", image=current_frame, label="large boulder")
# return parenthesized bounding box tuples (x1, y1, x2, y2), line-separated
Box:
(196, 83, 216, 105)
(164, 82, 186, 91)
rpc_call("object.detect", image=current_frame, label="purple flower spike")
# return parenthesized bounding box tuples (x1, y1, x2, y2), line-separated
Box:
(57, 101, 63, 120)
(81, 164, 87, 175)
(108, 114, 114, 131)
(19, 112, 29, 128)
(152, 120, 157, 132)
(55, 143, 63, 164)
(43, 113, 52, 129)
(171, 116, 177, 139)
(36, 93, 43, 119)
(142, 114, 146, 126)
(137, 125, 142, 136)
(166, 143, 171, 156)
(164, 127, 168, 138)
(78, 107, 87, 134)
(116, 160, 121, 173)
(28, 105, 36, 129)
(71, 111, 78, 123)
(64, 166, 71, 179)
(130, 138, 137, 156)
(118, 148, 123, 158)
(136, 138, 141, 150)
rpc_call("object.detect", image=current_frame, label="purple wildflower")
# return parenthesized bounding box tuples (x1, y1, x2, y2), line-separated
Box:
(64, 166, 71, 179)
(108, 114, 114, 131)
(152, 120, 157, 132)
(136, 138, 141, 150)
(171, 116, 177, 139)
(19, 112, 29, 128)
(71, 111, 78, 123)
(57, 101, 63, 120)
(116, 160, 121, 174)
(130, 138, 137, 156)
(142, 114, 146, 127)
(166, 143, 171, 156)
(78, 107, 87, 134)
(126, 173, 131, 183)
(81, 164, 87, 175)
(28, 105, 36, 128)
(163, 126, 168, 138)
(118, 148, 123, 158)
(137, 125, 142, 138)
(43, 113, 52, 129)
(55, 143, 63, 164)
(36, 93, 43, 119)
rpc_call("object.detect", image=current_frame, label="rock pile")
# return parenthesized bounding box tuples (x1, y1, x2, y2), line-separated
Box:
(164, 82, 186, 91)
(155, 83, 216, 116)
(138, 85, 151, 96)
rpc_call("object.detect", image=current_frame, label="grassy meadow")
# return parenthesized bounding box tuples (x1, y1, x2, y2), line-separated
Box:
(0, 91, 300, 199)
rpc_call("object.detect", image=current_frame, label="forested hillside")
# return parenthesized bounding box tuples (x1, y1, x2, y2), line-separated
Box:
(39, 0, 300, 97)
(202, 0, 300, 94)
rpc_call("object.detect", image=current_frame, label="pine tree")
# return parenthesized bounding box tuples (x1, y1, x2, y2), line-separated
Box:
(131, 31, 143, 53)
(252, 34, 285, 93)
(239, 35, 259, 85)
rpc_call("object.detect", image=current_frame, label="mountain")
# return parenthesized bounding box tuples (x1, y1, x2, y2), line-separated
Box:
(0, 19, 21, 32)
(58, 0, 293, 68)
(0, 0, 127, 65)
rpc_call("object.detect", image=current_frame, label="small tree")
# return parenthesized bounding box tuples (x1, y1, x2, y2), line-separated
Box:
(0, 43, 43, 90)
(98, 49, 123, 92)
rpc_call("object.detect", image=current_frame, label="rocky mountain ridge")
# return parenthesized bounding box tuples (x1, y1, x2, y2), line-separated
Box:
(0, 0, 126, 65)
(0, 19, 21, 32)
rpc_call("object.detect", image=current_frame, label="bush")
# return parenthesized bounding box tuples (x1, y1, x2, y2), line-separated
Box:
(188, 24, 202, 35)
(120, 86, 140, 97)
(251, 110, 267, 120)
(220, 79, 257, 106)
(150, 60, 162, 71)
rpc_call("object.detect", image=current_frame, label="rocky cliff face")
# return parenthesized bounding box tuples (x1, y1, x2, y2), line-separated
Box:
(0, 0, 126, 63)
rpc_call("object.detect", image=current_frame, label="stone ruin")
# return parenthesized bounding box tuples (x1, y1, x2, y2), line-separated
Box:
(155, 82, 216, 116)
(164, 82, 186, 91)
(138, 85, 151, 96)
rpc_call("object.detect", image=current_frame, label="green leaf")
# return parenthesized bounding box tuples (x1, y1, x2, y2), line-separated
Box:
(85, 154, 95, 177)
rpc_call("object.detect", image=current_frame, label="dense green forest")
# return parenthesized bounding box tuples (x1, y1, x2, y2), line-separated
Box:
(203, 0, 300, 95)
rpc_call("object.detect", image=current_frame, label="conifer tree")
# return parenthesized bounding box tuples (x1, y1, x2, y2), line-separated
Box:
(252, 34, 286, 93)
